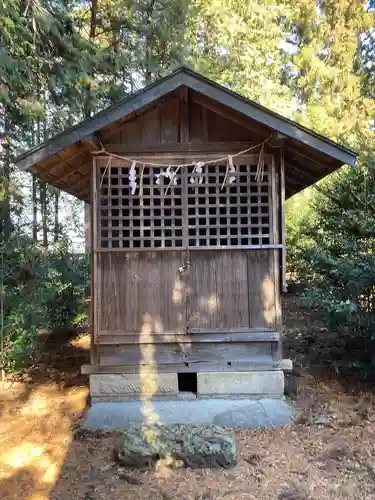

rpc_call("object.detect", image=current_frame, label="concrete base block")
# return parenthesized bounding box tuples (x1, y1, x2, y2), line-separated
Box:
(197, 371, 284, 397)
(83, 398, 294, 430)
(89, 373, 178, 399)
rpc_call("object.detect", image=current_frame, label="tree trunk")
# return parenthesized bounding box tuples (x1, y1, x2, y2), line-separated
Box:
(40, 182, 48, 247)
(84, 0, 99, 118)
(1, 118, 11, 242)
(32, 175, 38, 242)
(144, 0, 156, 84)
(31, 123, 38, 241)
(90, 0, 98, 38)
(54, 188, 60, 242)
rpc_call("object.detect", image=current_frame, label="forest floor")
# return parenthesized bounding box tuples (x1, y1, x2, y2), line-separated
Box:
(2, 297, 375, 500)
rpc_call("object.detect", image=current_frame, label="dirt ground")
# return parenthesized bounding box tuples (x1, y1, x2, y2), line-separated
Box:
(2, 297, 375, 500)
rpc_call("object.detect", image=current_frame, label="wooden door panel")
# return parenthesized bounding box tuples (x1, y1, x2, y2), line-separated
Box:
(98, 251, 187, 334)
(247, 250, 277, 329)
(187, 250, 249, 329)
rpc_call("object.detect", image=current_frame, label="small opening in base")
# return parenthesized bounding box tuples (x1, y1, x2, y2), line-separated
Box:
(178, 372, 197, 393)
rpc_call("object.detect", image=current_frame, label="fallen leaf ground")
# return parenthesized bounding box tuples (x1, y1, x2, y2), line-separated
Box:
(1, 297, 375, 500)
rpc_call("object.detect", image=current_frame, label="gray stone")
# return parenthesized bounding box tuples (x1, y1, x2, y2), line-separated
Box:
(313, 415, 332, 427)
(213, 400, 294, 428)
(284, 373, 300, 399)
(83, 398, 294, 430)
(279, 359, 293, 371)
(115, 423, 237, 469)
(89, 373, 178, 399)
(213, 406, 270, 428)
(257, 398, 295, 426)
(197, 371, 284, 396)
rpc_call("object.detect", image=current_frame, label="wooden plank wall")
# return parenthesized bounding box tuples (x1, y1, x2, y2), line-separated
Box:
(94, 250, 280, 369)
(97, 249, 278, 335)
(100, 90, 259, 150)
(98, 251, 187, 334)
(90, 88, 284, 371)
(93, 249, 280, 369)
(98, 342, 272, 367)
(187, 250, 249, 330)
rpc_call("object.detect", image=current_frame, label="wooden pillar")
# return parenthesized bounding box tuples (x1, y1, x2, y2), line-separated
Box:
(280, 148, 287, 293)
(90, 158, 99, 365)
(84, 201, 92, 332)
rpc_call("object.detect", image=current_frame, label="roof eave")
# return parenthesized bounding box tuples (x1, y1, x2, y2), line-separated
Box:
(14, 66, 357, 171)
(15, 70, 186, 171)
(180, 71, 357, 166)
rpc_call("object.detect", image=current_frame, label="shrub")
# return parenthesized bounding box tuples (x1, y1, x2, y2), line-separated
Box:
(0, 236, 90, 371)
(292, 150, 375, 376)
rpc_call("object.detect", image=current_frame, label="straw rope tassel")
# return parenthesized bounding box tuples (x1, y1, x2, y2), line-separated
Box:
(99, 156, 112, 189)
(255, 143, 265, 182)
(221, 156, 230, 191)
(165, 165, 181, 195)
(139, 163, 145, 206)
(94, 134, 272, 199)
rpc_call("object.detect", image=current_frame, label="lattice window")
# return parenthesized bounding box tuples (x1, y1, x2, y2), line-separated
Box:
(186, 163, 270, 247)
(97, 160, 272, 249)
(98, 165, 183, 249)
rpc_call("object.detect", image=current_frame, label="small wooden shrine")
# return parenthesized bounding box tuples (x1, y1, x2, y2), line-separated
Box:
(15, 66, 356, 400)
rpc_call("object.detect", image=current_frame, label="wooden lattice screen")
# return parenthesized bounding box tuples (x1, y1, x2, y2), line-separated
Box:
(97, 158, 274, 250)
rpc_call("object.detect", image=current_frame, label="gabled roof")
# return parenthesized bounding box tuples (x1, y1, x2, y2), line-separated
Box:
(14, 65, 357, 201)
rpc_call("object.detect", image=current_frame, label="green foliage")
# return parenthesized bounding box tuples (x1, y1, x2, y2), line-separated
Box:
(285, 189, 315, 281)
(291, 147, 375, 376)
(282, 0, 374, 142)
(189, 0, 293, 113)
(279, 1, 375, 376)
(1, 237, 90, 371)
(40, 246, 90, 329)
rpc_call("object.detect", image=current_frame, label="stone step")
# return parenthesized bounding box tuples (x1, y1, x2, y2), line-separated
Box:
(83, 398, 294, 430)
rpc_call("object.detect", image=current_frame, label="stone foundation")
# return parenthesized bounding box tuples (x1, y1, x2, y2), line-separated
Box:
(90, 373, 178, 401)
(84, 398, 294, 429)
(197, 371, 284, 397)
(90, 370, 286, 401)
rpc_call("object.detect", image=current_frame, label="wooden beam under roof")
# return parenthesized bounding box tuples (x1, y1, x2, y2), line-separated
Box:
(183, 70, 356, 166)
(57, 159, 92, 186)
(104, 141, 257, 155)
(287, 158, 319, 181)
(14, 66, 356, 175)
(191, 92, 270, 136)
(81, 134, 103, 152)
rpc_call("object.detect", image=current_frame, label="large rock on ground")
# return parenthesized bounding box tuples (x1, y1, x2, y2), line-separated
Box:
(115, 423, 237, 469)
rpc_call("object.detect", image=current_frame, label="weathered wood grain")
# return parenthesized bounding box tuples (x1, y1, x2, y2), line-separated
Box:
(160, 97, 179, 143)
(98, 342, 272, 366)
(98, 251, 186, 333)
(191, 92, 270, 136)
(97, 330, 280, 344)
(94, 244, 282, 253)
(179, 86, 189, 143)
(82, 360, 288, 374)
(247, 250, 276, 329)
(280, 147, 287, 292)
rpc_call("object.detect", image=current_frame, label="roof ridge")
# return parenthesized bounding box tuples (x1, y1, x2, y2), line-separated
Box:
(14, 66, 356, 171)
